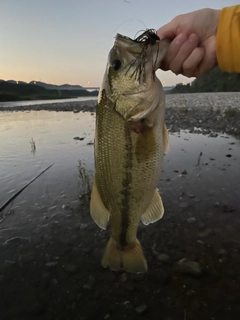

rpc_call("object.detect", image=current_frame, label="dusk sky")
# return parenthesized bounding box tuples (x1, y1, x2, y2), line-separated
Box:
(0, 0, 237, 87)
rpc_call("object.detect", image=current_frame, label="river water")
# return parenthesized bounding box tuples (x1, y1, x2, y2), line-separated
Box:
(0, 110, 239, 213)
(0, 96, 97, 108)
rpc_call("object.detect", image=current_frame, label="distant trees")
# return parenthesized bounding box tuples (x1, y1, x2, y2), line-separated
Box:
(169, 67, 240, 94)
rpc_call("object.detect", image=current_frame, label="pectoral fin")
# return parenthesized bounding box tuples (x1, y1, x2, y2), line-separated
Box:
(135, 124, 157, 163)
(90, 178, 110, 230)
(141, 189, 164, 225)
(163, 124, 169, 154)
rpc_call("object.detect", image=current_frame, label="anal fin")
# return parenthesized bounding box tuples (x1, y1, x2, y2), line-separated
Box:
(90, 178, 110, 230)
(141, 189, 164, 226)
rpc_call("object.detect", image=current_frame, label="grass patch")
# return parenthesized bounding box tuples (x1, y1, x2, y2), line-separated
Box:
(78, 160, 93, 197)
(224, 107, 238, 118)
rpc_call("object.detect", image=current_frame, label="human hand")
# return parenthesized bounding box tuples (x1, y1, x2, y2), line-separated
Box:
(157, 8, 220, 77)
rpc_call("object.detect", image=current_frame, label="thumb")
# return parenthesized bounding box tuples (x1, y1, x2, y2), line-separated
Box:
(157, 20, 178, 40)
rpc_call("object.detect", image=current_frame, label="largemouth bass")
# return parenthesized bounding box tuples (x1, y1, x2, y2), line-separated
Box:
(90, 29, 169, 273)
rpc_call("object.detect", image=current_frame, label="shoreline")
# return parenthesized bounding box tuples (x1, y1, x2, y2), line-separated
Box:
(1, 92, 240, 137)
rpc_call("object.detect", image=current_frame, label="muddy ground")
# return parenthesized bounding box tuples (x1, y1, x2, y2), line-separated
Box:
(0, 92, 240, 320)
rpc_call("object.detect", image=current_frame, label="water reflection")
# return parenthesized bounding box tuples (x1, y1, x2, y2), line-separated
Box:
(0, 96, 97, 108)
(0, 111, 95, 209)
(0, 110, 239, 214)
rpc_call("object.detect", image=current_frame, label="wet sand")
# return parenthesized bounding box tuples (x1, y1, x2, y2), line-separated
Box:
(0, 92, 240, 320)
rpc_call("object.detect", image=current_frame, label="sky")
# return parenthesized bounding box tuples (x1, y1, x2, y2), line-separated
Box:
(0, 0, 237, 87)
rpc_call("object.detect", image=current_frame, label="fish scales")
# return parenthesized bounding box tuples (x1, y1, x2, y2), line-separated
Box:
(90, 30, 169, 273)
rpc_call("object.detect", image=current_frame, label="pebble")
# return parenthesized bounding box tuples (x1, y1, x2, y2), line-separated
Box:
(83, 275, 95, 290)
(176, 258, 202, 277)
(120, 273, 128, 282)
(135, 304, 147, 315)
(179, 202, 189, 208)
(45, 261, 58, 268)
(187, 217, 196, 223)
(198, 229, 212, 238)
(181, 170, 188, 175)
(73, 136, 85, 140)
(209, 132, 218, 138)
(189, 194, 195, 198)
(64, 264, 78, 273)
(51, 278, 58, 286)
(223, 205, 235, 213)
(157, 254, 170, 263)
(62, 204, 72, 210)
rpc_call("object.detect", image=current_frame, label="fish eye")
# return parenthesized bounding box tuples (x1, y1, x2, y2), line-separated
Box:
(111, 59, 122, 71)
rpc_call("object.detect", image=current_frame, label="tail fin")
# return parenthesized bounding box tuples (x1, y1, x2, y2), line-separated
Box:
(101, 238, 147, 274)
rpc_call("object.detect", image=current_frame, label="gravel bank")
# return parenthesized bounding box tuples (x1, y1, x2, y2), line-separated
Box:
(1, 92, 240, 136)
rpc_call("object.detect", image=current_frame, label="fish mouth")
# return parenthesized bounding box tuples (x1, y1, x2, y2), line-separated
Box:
(114, 29, 160, 54)
(115, 29, 160, 45)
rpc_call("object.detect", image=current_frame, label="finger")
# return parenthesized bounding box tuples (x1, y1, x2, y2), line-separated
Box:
(157, 19, 178, 40)
(169, 34, 199, 74)
(182, 47, 205, 77)
(197, 38, 217, 76)
(160, 33, 188, 71)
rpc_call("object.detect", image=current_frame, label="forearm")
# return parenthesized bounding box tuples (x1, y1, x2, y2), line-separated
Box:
(216, 5, 240, 72)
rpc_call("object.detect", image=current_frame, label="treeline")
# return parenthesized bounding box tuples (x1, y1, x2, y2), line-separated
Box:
(169, 67, 240, 94)
(0, 81, 98, 102)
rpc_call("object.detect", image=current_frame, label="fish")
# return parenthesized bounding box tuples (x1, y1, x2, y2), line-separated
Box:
(90, 29, 170, 273)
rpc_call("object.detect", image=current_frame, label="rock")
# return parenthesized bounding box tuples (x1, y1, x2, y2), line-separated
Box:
(179, 202, 189, 208)
(135, 304, 147, 315)
(76, 223, 88, 230)
(1, 260, 16, 272)
(157, 254, 170, 263)
(120, 273, 128, 282)
(223, 204, 235, 213)
(181, 170, 188, 175)
(64, 264, 78, 274)
(62, 204, 72, 210)
(45, 261, 58, 268)
(218, 249, 228, 257)
(83, 275, 95, 290)
(73, 136, 85, 141)
(209, 132, 218, 138)
(5, 237, 29, 245)
(225, 154, 232, 158)
(51, 278, 58, 286)
(198, 229, 212, 238)
(187, 217, 196, 223)
(176, 258, 202, 277)
(189, 194, 195, 198)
